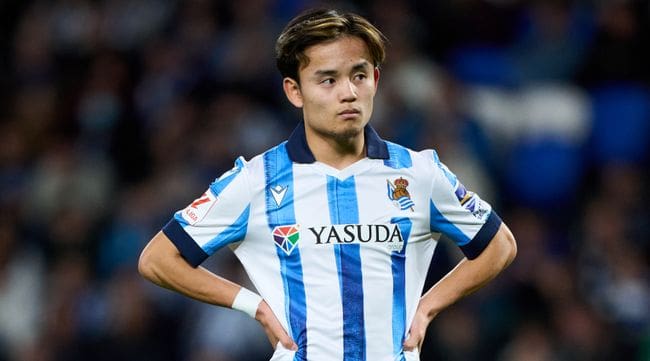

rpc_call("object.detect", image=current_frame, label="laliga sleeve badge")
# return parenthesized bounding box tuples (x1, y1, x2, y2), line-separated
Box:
(182, 190, 218, 225)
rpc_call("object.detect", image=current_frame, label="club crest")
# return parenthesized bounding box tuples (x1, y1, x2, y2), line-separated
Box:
(387, 177, 415, 211)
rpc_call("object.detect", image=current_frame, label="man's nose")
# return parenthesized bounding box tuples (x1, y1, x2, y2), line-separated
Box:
(339, 80, 358, 102)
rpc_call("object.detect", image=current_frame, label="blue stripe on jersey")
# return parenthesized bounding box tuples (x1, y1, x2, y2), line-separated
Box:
(263, 143, 308, 360)
(326, 176, 366, 361)
(202, 205, 250, 254)
(209, 157, 245, 195)
(429, 199, 471, 246)
(384, 142, 413, 169)
(162, 219, 208, 267)
(430, 150, 457, 186)
(390, 217, 412, 359)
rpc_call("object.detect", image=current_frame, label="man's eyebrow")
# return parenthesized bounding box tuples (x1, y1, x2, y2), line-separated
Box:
(351, 61, 371, 72)
(313, 69, 339, 78)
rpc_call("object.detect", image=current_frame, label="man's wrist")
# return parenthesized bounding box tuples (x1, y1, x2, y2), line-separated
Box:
(416, 300, 441, 323)
(232, 287, 263, 318)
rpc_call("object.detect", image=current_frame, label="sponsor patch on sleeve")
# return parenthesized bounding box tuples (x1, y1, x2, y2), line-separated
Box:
(463, 193, 491, 221)
(181, 190, 218, 225)
(453, 182, 491, 221)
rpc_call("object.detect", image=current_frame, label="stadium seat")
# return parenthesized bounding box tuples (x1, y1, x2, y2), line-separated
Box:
(589, 84, 650, 165)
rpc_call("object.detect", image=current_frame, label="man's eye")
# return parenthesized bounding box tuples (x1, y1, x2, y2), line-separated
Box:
(321, 78, 335, 85)
(354, 73, 367, 81)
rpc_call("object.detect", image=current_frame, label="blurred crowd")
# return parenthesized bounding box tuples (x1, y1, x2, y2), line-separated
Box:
(0, 0, 649, 360)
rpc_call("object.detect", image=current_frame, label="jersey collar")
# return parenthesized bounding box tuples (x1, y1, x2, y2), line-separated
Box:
(286, 122, 389, 163)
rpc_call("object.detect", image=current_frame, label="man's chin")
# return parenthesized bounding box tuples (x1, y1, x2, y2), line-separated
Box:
(332, 125, 364, 142)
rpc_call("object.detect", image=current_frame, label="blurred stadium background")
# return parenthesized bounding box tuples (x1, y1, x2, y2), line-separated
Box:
(0, 0, 649, 360)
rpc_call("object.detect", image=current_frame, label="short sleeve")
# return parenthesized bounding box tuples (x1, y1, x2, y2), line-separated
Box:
(424, 150, 502, 259)
(162, 157, 252, 267)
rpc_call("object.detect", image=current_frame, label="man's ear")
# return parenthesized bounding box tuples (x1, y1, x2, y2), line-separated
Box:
(283, 77, 303, 108)
(374, 67, 380, 88)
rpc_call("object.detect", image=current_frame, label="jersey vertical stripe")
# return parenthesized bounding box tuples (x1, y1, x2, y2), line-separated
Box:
(293, 168, 343, 361)
(390, 217, 412, 360)
(326, 176, 366, 361)
(384, 143, 413, 360)
(264, 143, 307, 360)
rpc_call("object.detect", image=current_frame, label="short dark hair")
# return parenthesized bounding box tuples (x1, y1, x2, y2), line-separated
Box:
(275, 9, 386, 81)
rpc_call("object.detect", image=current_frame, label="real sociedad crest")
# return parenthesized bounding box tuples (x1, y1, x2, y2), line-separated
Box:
(387, 177, 415, 211)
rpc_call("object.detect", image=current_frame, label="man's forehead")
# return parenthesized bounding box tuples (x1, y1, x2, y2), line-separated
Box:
(300, 36, 373, 73)
(311, 60, 372, 75)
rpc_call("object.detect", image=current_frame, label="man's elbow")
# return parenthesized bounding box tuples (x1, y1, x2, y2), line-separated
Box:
(500, 224, 517, 268)
(138, 249, 152, 280)
(138, 244, 160, 283)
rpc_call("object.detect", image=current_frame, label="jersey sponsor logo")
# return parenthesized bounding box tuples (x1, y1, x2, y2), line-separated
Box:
(387, 177, 415, 211)
(309, 224, 404, 252)
(270, 184, 288, 207)
(272, 224, 406, 254)
(181, 191, 217, 225)
(273, 225, 300, 255)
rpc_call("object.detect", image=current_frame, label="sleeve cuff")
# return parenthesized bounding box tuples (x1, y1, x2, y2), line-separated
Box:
(162, 218, 209, 267)
(459, 211, 502, 260)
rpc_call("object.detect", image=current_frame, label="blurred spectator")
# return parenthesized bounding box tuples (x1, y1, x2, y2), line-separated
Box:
(577, 0, 650, 86)
(0, 213, 44, 361)
(498, 321, 558, 361)
(511, 0, 594, 83)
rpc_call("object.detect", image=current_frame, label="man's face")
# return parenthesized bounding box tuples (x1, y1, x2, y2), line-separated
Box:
(284, 36, 379, 143)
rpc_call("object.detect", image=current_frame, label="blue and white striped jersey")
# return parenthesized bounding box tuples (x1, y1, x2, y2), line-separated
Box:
(163, 122, 502, 361)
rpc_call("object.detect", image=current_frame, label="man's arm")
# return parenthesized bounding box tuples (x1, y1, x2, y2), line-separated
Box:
(403, 222, 517, 351)
(138, 231, 297, 350)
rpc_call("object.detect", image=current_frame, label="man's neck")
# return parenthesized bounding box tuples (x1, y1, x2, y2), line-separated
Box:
(305, 130, 366, 170)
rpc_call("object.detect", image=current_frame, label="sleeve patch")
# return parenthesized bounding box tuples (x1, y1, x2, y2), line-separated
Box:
(461, 193, 491, 221)
(180, 190, 218, 225)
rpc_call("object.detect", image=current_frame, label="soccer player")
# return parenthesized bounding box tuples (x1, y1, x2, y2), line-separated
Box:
(138, 8, 517, 361)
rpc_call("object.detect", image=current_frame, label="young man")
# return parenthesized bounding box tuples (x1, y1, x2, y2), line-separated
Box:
(139, 9, 516, 361)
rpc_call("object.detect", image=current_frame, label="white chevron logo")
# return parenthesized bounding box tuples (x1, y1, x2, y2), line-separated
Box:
(270, 185, 288, 206)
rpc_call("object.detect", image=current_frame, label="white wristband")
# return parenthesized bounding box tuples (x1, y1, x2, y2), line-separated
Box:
(232, 287, 263, 318)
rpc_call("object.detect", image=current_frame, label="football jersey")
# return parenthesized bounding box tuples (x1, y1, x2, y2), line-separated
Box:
(162, 122, 502, 361)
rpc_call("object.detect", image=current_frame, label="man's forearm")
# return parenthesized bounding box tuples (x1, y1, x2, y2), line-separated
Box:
(138, 231, 296, 349)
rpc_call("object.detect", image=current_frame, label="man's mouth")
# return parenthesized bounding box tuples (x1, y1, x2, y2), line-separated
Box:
(338, 108, 361, 116)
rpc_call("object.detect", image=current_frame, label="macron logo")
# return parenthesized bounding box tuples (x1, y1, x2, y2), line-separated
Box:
(270, 185, 288, 207)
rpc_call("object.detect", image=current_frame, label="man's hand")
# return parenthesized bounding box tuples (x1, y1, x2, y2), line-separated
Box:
(256, 300, 297, 351)
(403, 307, 435, 352)
(403, 223, 516, 353)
